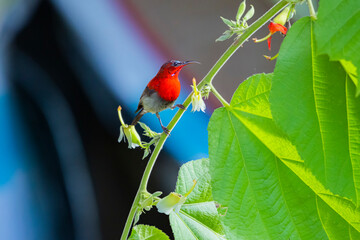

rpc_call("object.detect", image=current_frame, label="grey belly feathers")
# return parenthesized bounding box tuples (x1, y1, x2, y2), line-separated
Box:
(140, 90, 174, 113)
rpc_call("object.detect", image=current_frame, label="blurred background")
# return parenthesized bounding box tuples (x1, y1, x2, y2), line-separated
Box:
(0, 0, 310, 239)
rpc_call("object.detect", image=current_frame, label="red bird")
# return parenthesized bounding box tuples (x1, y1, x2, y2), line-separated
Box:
(132, 60, 199, 134)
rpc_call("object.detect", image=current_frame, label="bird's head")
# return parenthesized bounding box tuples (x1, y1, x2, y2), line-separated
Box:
(160, 60, 200, 77)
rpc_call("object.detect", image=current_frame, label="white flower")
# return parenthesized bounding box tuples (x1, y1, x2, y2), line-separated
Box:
(117, 106, 144, 149)
(156, 192, 186, 215)
(191, 78, 206, 112)
(156, 180, 197, 215)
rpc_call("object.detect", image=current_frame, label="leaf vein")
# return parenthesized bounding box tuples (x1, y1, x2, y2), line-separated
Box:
(226, 109, 273, 239)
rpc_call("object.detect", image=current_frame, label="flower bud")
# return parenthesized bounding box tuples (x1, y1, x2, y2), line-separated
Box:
(117, 106, 144, 149)
(273, 6, 290, 26)
(236, 0, 246, 24)
(242, 5, 254, 22)
(120, 125, 143, 149)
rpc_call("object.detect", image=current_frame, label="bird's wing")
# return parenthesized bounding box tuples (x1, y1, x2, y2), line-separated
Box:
(135, 87, 156, 113)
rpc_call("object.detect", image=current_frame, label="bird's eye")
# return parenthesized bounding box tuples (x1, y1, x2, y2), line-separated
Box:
(172, 61, 180, 67)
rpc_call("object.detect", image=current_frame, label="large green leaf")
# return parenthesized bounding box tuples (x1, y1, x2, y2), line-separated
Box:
(341, 60, 358, 96)
(270, 16, 360, 234)
(129, 224, 170, 240)
(316, 197, 352, 240)
(346, 76, 360, 208)
(314, 0, 360, 96)
(271, 17, 360, 208)
(169, 158, 225, 240)
(208, 73, 327, 239)
(209, 68, 360, 238)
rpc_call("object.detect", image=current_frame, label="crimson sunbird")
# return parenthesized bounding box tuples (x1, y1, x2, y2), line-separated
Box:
(131, 60, 199, 134)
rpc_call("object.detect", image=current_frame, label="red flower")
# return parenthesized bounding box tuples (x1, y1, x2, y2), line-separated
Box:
(268, 22, 287, 34)
(267, 22, 287, 50)
(252, 6, 291, 51)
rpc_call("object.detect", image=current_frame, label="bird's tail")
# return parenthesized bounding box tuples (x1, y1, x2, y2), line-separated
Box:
(131, 109, 146, 126)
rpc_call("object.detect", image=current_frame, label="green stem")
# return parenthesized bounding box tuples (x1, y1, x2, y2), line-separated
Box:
(253, 32, 272, 43)
(307, 0, 317, 20)
(120, 1, 288, 239)
(120, 198, 138, 240)
(210, 84, 230, 107)
(120, 132, 170, 240)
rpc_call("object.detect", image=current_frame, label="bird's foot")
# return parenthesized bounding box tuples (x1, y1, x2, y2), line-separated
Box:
(172, 104, 186, 110)
(162, 126, 171, 135)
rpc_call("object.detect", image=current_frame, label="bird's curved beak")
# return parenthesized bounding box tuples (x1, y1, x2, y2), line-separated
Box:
(182, 60, 201, 66)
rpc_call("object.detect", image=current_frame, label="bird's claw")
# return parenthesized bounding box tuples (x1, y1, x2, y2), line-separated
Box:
(178, 104, 186, 110)
(162, 126, 171, 135)
(172, 104, 186, 110)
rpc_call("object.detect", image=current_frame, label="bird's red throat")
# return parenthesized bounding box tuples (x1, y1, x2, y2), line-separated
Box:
(147, 76, 181, 102)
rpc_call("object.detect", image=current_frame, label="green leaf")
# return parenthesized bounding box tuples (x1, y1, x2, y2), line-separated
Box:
(169, 159, 225, 240)
(270, 16, 360, 233)
(350, 226, 360, 240)
(216, 30, 233, 42)
(314, 0, 360, 95)
(242, 5, 254, 22)
(220, 17, 236, 28)
(316, 197, 351, 239)
(271, 17, 360, 207)
(345, 75, 360, 208)
(209, 73, 327, 239)
(236, 0, 246, 24)
(341, 60, 360, 97)
(129, 225, 170, 240)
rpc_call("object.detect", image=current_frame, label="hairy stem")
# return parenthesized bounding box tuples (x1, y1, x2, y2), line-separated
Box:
(210, 84, 230, 107)
(120, 198, 138, 240)
(120, 1, 288, 239)
(307, 0, 317, 20)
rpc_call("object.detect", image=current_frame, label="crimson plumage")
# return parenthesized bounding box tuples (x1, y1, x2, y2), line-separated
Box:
(132, 60, 199, 134)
